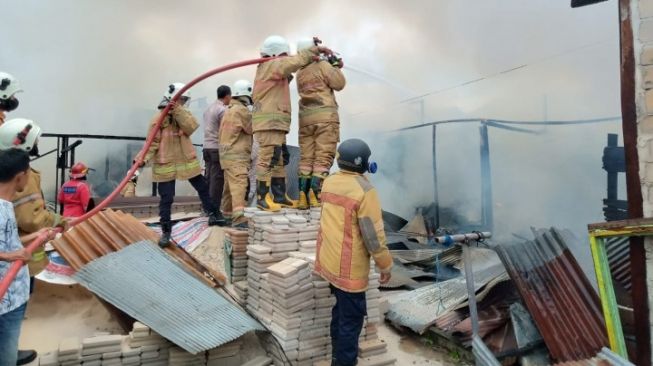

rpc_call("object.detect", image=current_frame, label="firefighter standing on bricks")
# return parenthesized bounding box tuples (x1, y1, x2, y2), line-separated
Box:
(137, 83, 226, 248)
(314, 138, 392, 366)
(295, 37, 346, 209)
(219, 80, 254, 228)
(252, 35, 333, 211)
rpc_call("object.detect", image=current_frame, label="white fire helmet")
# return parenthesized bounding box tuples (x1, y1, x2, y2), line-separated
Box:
(260, 35, 290, 57)
(232, 80, 253, 98)
(0, 72, 22, 100)
(296, 38, 315, 52)
(164, 82, 191, 104)
(0, 118, 42, 153)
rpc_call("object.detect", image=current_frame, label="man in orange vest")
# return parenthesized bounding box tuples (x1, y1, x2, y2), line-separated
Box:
(57, 162, 93, 218)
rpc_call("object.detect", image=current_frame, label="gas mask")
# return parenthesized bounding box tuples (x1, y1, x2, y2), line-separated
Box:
(0, 97, 19, 112)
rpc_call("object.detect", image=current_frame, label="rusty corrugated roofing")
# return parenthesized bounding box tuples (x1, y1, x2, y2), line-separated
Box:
(73, 241, 263, 354)
(605, 237, 631, 292)
(52, 209, 224, 286)
(495, 228, 608, 362)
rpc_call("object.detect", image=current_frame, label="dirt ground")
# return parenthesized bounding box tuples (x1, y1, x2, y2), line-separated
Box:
(19, 281, 123, 364)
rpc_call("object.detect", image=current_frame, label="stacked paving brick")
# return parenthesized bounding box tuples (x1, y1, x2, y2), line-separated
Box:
(243, 207, 394, 365)
(37, 322, 252, 366)
(225, 228, 249, 284)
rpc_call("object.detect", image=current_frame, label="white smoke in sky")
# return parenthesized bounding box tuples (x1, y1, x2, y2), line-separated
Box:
(2, 0, 622, 247)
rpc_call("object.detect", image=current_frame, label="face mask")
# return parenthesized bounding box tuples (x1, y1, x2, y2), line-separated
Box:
(0, 97, 19, 112)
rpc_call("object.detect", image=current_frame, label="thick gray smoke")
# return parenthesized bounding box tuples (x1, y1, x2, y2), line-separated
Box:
(2, 0, 621, 246)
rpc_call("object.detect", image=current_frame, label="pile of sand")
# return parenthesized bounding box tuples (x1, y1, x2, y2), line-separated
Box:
(19, 281, 123, 353)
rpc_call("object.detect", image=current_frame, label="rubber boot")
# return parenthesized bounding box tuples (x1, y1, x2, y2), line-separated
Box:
(271, 177, 295, 208)
(297, 175, 312, 210)
(208, 211, 227, 227)
(17, 350, 37, 366)
(309, 175, 325, 208)
(158, 222, 172, 248)
(256, 180, 281, 212)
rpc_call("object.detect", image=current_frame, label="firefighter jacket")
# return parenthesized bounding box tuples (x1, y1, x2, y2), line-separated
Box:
(252, 47, 319, 133)
(297, 60, 346, 127)
(219, 98, 253, 167)
(141, 106, 201, 182)
(121, 181, 136, 197)
(57, 179, 91, 218)
(315, 171, 393, 293)
(13, 168, 64, 275)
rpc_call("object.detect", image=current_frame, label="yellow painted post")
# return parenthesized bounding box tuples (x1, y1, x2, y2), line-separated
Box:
(589, 234, 628, 357)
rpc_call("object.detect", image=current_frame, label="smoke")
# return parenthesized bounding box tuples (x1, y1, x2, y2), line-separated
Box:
(2, 0, 621, 246)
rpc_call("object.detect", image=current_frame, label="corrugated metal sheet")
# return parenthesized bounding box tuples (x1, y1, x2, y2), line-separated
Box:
(553, 347, 634, 366)
(472, 335, 501, 366)
(605, 237, 631, 292)
(495, 228, 608, 362)
(51, 209, 224, 286)
(74, 241, 263, 354)
(386, 247, 509, 334)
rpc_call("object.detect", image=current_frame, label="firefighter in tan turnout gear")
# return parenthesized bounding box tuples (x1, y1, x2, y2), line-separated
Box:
(137, 83, 226, 248)
(0, 119, 66, 280)
(252, 35, 334, 211)
(219, 80, 254, 228)
(295, 37, 346, 209)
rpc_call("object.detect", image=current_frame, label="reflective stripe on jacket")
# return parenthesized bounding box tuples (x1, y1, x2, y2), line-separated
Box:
(57, 179, 91, 218)
(219, 98, 253, 167)
(252, 47, 319, 133)
(315, 171, 393, 292)
(140, 107, 201, 182)
(297, 60, 346, 127)
(13, 168, 63, 275)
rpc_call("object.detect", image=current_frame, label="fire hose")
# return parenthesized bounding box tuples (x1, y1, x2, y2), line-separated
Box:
(0, 57, 275, 299)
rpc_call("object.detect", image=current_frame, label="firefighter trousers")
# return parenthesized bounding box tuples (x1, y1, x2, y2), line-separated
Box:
(255, 131, 288, 181)
(221, 161, 250, 220)
(299, 122, 339, 176)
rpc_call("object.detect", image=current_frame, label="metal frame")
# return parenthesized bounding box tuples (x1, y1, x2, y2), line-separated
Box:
(587, 218, 653, 358)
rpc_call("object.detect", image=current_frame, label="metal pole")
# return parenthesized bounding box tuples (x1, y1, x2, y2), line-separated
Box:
(432, 124, 439, 229)
(479, 123, 493, 231)
(606, 134, 619, 202)
(618, 0, 650, 363)
(54, 137, 60, 212)
(463, 243, 480, 336)
(58, 137, 69, 215)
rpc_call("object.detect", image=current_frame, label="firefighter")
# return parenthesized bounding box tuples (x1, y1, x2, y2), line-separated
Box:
(57, 162, 93, 218)
(136, 83, 226, 248)
(120, 170, 139, 198)
(252, 35, 333, 211)
(219, 80, 254, 228)
(0, 72, 22, 126)
(0, 118, 66, 366)
(314, 138, 392, 366)
(295, 38, 346, 209)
